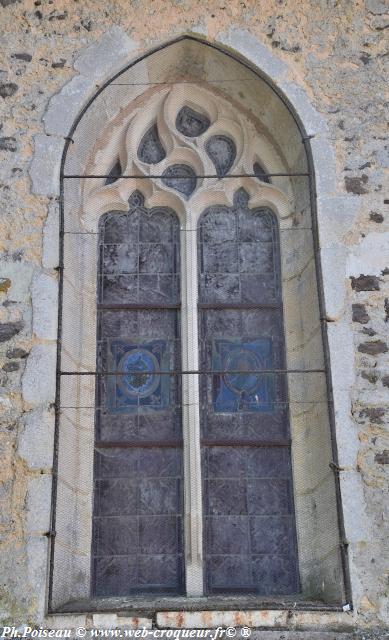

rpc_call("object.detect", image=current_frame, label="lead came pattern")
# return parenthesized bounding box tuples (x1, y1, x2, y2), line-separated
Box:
(198, 190, 299, 594)
(92, 192, 184, 596)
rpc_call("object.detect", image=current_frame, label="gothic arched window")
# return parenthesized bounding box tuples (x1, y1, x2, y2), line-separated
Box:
(52, 38, 346, 612)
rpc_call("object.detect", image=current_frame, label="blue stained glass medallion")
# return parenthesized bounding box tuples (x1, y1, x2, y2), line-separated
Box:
(107, 340, 170, 413)
(213, 338, 275, 413)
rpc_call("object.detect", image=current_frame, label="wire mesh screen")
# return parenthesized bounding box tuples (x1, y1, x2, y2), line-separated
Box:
(52, 55, 346, 608)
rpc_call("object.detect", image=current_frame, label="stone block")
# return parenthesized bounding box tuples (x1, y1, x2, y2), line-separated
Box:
(29, 134, 64, 196)
(218, 28, 288, 82)
(327, 321, 355, 390)
(277, 81, 330, 136)
(320, 244, 348, 320)
(22, 344, 56, 406)
(347, 233, 389, 278)
(316, 194, 361, 249)
(339, 471, 370, 544)
(43, 75, 94, 138)
(43, 201, 60, 269)
(26, 536, 49, 622)
(18, 408, 55, 470)
(44, 615, 87, 629)
(32, 272, 58, 340)
(26, 474, 52, 534)
(309, 136, 337, 197)
(74, 26, 137, 81)
(156, 610, 354, 630)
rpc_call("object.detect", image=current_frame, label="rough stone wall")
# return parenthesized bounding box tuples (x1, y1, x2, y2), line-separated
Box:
(0, 0, 388, 632)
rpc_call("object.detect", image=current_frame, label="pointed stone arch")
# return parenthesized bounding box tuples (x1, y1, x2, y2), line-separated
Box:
(27, 32, 353, 613)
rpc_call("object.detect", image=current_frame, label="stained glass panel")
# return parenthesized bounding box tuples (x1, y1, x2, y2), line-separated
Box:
(92, 191, 184, 597)
(198, 189, 299, 595)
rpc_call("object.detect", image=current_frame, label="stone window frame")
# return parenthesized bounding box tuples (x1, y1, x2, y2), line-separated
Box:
(27, 35, 355, 617)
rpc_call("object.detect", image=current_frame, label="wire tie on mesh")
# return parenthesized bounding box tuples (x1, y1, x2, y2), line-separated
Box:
(44, 530, 57, 538)
(64, 136, 74, 144)
(329, 461, 345, 473)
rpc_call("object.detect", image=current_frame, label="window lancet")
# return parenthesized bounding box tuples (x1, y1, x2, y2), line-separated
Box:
(93, 192, 183, 596)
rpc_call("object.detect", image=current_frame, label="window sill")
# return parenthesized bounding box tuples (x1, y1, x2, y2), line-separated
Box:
(56, 594, 345, 616)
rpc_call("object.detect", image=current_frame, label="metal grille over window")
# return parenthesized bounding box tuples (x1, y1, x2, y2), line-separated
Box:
(198, 188, 299, 594)
(92, 191, 184, 596)
(52, 47, 347, 610)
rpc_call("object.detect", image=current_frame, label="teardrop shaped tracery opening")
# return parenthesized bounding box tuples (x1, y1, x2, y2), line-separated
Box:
(176, 105, 211, 137)
(138, 123, 166, 164)
(206, 135, 236, 177)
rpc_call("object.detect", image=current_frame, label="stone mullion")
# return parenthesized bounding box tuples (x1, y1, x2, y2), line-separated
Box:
(181, 213, 204, 597)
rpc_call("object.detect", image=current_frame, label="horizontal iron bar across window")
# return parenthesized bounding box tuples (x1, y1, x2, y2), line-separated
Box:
(97, 303, 181, 310)
(62, 228, 315, 234)
(201, 440, 291, 447)
(62, 172, 309, 179)
(95, 441, 183, 448)
(58, 400, 334, 409)
(198, 302, 281, 309)
(59, 368, 326, 375)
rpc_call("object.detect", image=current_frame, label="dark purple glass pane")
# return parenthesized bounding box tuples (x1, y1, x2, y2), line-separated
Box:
(205, 135, 236, 177)
(253, 161, 271, 184)
(92, 200, 183, 597)
(176, 106, 210, 137)
(138, 123, 166, 165)
(105, 160, 122, 186)
(199, 193, 299, 595)
(161, 164, 197, 198)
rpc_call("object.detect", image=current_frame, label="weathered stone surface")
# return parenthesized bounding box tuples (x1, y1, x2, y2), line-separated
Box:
(382, 375, 389, 388)
(0, 278, 11, 292)
(18, 408, 54, 469)
(29, 134, 64, 196)
(360, 407, 385, 424)
(366, 0, 388, 14)
(375, 450, 389, 464)
(347, 234, 389, 278)
(2, 361, 20, 372)
(345, 175, 369, 194)
(352, 303, 370, 324)
(370, 212, 384, 223)
(31, 272, 58, 340)
(6, 347, 28, 359)
(361, 371, 378, 384)
(156, 610, 354, 630)
(351, 275, 380, 291)
(0, 82, 18, 98)
(358, 340, 388, 355)
(0, 320, 24, 343)
(11, 52, 32, 61)
(0, 137, 17, 151)
(22, 344, 56, 406)
(25, 474, 52, 534)
(74, 26, 136, 79)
